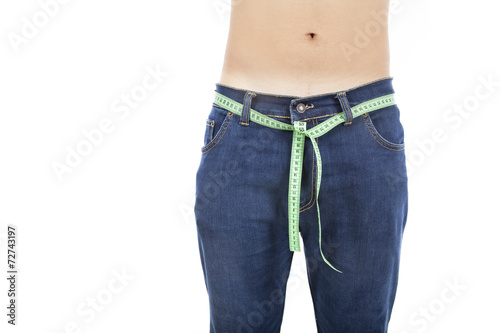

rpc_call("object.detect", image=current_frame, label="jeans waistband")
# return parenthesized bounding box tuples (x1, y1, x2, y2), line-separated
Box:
(214, 76, 396, 123)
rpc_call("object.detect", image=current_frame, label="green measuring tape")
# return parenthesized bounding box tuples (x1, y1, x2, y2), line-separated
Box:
(213, 91, 396, 273)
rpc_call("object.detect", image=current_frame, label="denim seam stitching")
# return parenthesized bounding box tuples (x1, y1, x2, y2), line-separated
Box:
(363, 113, 404, 148)
(338, 92, 354, 125)
(267, 114, 291, 119)
(302, 112, 342, 122)
(201, 112, 234, 154)
(240, 93, 250, 125)
(362, 114, 405, 151)
(214, 76, 394, 99)
(241, 92, 256, 126)
(241, 93, 250, 125)
(206, 119, 215, 144)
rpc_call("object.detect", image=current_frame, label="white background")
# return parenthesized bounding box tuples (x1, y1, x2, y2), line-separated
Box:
(1, 0, 499, 332)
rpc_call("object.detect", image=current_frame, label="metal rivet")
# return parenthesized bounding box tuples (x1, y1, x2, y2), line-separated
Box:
(296, 103, 306, 113)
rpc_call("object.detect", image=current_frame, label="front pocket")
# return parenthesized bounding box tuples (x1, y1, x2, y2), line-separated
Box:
(362, 104, 405, 151)
(201, 105, 234, 154)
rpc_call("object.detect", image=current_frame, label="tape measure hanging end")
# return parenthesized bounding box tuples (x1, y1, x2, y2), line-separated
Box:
(287, 121, 307, 252)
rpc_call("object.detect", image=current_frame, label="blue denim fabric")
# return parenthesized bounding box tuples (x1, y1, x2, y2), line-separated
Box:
(194, 77, 408, 333)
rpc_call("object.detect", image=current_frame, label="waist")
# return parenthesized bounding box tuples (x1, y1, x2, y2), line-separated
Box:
(214, 76, 396, 123)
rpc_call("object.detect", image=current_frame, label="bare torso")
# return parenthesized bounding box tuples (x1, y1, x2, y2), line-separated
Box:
(219, 0, 391, 96)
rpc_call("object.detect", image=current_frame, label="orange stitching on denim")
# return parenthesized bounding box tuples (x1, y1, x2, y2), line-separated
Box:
(201, 112, 234, 154)
(301, 112, 341, 122)
(266, 114, 291, 119)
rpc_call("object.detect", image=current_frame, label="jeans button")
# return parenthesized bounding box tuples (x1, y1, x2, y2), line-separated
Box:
(296, 103, 306, 113)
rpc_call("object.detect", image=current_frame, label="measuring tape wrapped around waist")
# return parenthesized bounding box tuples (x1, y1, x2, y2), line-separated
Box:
(213, 91, 396, 273)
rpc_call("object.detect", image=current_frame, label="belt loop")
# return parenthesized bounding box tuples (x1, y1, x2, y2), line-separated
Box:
(240, 91, 257, 126)
(336, 91, 353, 126)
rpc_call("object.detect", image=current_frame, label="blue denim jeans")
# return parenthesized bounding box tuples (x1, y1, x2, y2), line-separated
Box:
(194, 77, 408, 333)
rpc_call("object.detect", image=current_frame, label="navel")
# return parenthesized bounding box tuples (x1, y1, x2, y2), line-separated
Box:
(307, 32, 316, 39)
